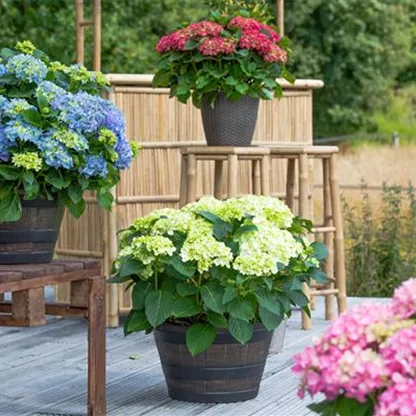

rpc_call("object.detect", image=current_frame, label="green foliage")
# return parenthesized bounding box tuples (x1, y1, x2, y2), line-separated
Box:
(308, 395, 373, 416)
(111, 196, 329, 355)
(343, 182, 416, 297)
(153, 13, 293, 107)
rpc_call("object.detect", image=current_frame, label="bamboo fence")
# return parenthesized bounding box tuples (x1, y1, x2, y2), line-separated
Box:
(56, 74, 324, 326)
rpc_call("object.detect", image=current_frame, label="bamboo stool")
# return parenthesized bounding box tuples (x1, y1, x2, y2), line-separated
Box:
(179, 146, 272, 205)
(267, 145, 347, 330)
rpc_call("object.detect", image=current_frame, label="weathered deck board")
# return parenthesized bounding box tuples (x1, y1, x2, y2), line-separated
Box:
(0, 296, 374, 416)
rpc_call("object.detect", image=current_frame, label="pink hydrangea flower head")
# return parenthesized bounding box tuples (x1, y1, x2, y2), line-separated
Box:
(375, 373, 416, 416)
(188, 21, 224, 37)
(391, 278, 416, 318)
(261, 24, 281, 42)
(199, 37, 236, 56)
(155, 28, 192, 53)
(238, 29, 273, 54)
(263, 44, 288, 63)
(381, 325, 416, 378)
(228, 16, 263, 31)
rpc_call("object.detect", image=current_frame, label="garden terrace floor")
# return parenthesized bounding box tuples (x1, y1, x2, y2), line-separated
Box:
(0, 295, 384, 416)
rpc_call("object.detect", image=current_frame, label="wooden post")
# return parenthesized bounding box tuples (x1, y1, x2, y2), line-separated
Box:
(214, 160, 224, 199)
(252, 159, 261, 195)
(299, 153, 312, 330)
(88, 276, 106, 416)
(179, 155, 188, 207)
(323, 158, 335, 320)
(75, 0, 84, 65)
(329, 154, 347, 314)
(286, 159, 295, 211)
(227, 154, 239, 198)
(12, 288, 46, 327)
(186, 154, 197, 203)
(277, 0, 284, 37)
(93, 0, 101, 71)
(260, 155, 271, 196)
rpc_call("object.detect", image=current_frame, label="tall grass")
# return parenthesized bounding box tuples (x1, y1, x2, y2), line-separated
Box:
(343, 182, 416, 297)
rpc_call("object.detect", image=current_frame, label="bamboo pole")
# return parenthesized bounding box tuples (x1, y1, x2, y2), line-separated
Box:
(93, 0, 101, 71)
(75, 0, 84, 65)
(277, 0, 284, 37)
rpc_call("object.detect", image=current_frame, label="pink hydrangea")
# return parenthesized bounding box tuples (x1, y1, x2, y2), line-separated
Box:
(261, 24, 281, 42)
(263, 44, 288, 63)
(228, 16, 263, 31)
(188, 21, 223, 37)
(156, 28, 191, 53)
(238, 29, 273, 54)
(199, 37, 236, 56)
(375, 374, 416, 416)
(381, 325, 416, 378)
(391, 278, 416, 318)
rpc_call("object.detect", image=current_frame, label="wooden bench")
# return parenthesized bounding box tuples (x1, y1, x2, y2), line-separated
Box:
(0, 259, 106, 416)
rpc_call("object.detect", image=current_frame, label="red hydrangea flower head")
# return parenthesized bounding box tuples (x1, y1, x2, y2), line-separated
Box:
(238, 29, 273, 54)
(188, 21, 224, 37)
(228, 16, 263, 31)
(263, 44, 288, 63)
(199, 37, 236, 56)
(156, 28, 192, 53)
(261, 24, 281, 42)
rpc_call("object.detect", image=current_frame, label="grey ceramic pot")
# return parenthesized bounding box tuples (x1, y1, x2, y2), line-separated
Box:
(201, 94, 260, 146)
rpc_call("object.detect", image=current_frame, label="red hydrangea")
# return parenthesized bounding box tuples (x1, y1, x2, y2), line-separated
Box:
(238, 29, 273, 54)
(188, 21, 223, 37)
(263, 44, 288, 63)
(228, 16, 263, 31)
(199, 37, 236, 56)
(261, 24, 281, 42)
(156, 28, 191, 53)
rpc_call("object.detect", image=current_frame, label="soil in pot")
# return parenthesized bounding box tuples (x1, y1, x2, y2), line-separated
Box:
(154, 323, 273, 403)
(0, 198, 64, 264)
(201, 94, 260, 146)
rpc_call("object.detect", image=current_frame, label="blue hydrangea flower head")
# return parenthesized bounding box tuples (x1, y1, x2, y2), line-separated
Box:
(0, 64, 7, 77)
(4, 99, 35, 117)
(6, 54, 48, 84)
(114, 136, 133, 169)
(38, 129, 74, 169)
(4, 119, 42, 146)
(0, 96, 8, 114)
(0, 123, 10, 162)
(36, 81, 67, 102)
(80, 154, 108, 178)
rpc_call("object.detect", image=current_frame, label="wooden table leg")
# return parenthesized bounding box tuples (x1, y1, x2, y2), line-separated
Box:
(214, 160, 224, 199)
(227, 154, 238, 198)
(88, 276, 106, 416)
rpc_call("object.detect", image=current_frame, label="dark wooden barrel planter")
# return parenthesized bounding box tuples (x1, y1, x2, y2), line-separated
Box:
(154, 323, 273, 403)
(0, 198, 64, 264)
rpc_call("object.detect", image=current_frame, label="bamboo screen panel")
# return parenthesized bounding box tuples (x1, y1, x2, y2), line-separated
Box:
(56, 79, 319, 324)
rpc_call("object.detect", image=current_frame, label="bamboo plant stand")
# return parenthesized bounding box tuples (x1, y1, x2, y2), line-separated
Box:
(268, 145, 347, 330)
(179, 146, 272, 205)
(0, 259, 106, 416)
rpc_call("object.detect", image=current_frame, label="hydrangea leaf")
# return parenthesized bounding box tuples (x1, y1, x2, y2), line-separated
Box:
(226, 297, 256, 322)
(259, 306, 283, 331)
(200, 282, 225, 314)
(228, 317, 253, 344)
(132, 281, 152, 310)
(0, 190, 21, 222)
(255, 290, 284, 315)
(207, 311, 228, 328)
(186, 323, 217, 356)
(172, 297, 200, 318)
(144, 290, 174, 328)
(124, 310, 151, 336)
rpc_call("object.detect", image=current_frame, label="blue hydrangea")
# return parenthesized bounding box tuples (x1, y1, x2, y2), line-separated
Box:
(102, 101, 126, 137)
(0, 64, 7, 77)
(38, 130, 74, 169)
(4, 98, 35, 117)
(0, 124, 11, 162)
(0, 96, 8, 115)
(3, 119, 42, 146)
(52, 91, 108, 133)
(114, 136, 133, 169)
(79, 154, 108, 178)
(36, 81, 67, 101)
(6, 54, 48, 84)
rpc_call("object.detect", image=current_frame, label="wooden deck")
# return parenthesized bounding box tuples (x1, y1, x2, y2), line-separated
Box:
(0, 295, 370, 416)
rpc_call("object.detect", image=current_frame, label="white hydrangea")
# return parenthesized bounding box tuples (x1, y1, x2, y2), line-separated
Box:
(130, 235, 176, 265)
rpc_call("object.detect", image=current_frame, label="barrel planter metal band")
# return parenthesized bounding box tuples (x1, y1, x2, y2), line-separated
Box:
(0, 198, 64, 264)
(154, 323, 273, 403)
